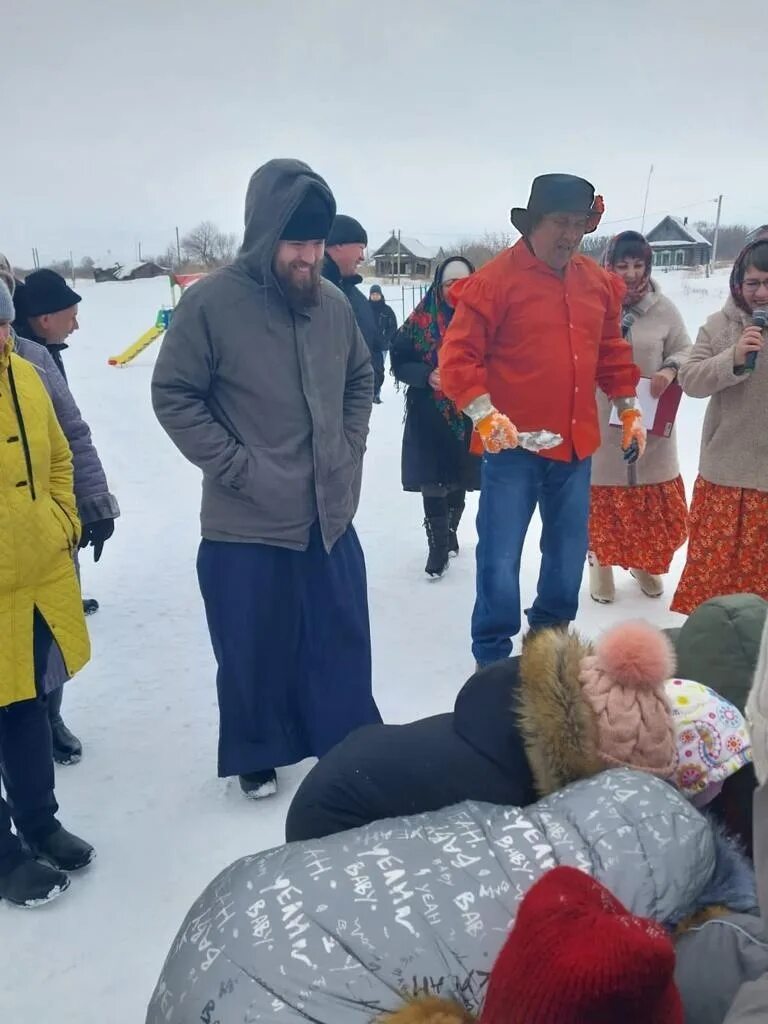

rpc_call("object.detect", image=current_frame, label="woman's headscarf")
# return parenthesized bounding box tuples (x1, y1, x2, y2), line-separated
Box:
(730, 230, 768, 315)
(396, 255, 475, 440)
(603, 230, 653, 308)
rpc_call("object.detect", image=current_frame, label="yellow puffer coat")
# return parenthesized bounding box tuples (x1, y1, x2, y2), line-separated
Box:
(0, 339, 90, 706)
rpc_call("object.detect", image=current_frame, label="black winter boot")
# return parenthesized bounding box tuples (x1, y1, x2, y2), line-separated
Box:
(24, 827, 95, 872)
(51, 720, 83, 766)
(0, 853, 70, 907)
(447, 498, 465, 556)
(424, 516, 450, 578)
(239, 769, 277, 800)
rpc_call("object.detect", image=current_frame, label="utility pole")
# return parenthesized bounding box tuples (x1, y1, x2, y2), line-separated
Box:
(640, 164, 654, 233)
(396, 229, 402, 286)
(69, 250, 75, 287)
(138, 240, 143, 261)
(175, 226, 181, 267)
(711, 194, 723, 269)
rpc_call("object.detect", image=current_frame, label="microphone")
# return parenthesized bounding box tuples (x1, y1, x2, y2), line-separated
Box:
(747, 308, 768, 372)
(621, 311, 635, 339)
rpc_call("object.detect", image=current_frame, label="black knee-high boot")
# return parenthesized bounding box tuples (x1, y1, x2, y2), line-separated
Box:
(446, 489, 466, 555)
(422, 495, 450, 578)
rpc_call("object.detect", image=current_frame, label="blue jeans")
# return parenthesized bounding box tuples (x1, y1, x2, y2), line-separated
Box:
(472, 449, 591, 666)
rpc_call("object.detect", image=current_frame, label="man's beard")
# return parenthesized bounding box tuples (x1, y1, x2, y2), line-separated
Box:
(276, 262, 321, 309)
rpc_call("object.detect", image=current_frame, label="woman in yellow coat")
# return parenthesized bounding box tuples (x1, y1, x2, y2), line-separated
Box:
(0, 279, 94, 907)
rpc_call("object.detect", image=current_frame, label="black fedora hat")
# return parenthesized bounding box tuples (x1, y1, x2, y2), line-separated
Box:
(511, 174, 603, 237)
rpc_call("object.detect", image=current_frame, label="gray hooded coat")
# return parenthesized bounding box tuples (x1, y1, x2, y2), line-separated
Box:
(146, 771, 719, 1024)
(12, 332, 119, 525)
(151, 160, 373, 552)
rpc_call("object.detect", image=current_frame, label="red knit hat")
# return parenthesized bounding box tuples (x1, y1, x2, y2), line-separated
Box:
(479, 867, 683, 1024)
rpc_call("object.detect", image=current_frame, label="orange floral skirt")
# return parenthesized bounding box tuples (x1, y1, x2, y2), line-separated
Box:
(671, 476, 768, 615)
(589, 476, 688, 575)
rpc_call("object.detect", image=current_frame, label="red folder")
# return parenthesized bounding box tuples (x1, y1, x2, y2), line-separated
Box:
(648, 380, 683, 438)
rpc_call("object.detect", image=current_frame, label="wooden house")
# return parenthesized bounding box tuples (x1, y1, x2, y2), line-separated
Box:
(371, 235, 438, 279)
(646, 216, 712, 268)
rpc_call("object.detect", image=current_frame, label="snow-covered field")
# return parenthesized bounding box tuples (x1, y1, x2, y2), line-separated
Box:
(1, 267, 730, 1022)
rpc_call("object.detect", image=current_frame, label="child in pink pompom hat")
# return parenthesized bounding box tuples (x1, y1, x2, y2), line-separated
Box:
(517, 618, 751, 803)
(579, 620, 678, 778)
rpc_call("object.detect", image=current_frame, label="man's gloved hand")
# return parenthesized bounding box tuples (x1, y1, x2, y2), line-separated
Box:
(476, 411, 519, 454)
(619, 408, 647, 464)
(78, 518, 115, 562)
(464, 393, 519, 454)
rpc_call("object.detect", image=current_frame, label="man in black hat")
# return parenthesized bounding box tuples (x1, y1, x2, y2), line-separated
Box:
(13, 269, 81, 380)
(152, 158, 380, 801)
(441, 174, 644, 668)
(12, 267, 120, 765)
(323, 215, 386, 402)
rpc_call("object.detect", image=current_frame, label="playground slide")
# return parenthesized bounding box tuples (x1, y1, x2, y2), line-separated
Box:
(107, 273, 206, 367)
(107, 308, 172, 366)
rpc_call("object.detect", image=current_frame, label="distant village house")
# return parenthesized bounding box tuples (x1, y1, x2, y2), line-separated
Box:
(645, 216, 712, 269)
(93, 260, 168, 283)
(371, 234, 438, 279)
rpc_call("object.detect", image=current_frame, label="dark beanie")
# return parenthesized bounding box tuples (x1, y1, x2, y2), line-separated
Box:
(327, 215, 368, 247)
(15, 269, 82, 317)
(369, 284, 383, 296)
(280, 186, 335, 242)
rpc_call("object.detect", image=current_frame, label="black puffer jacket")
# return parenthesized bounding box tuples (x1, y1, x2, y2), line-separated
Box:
(322, 256, 382, 357)
(285, 656, 535, 842)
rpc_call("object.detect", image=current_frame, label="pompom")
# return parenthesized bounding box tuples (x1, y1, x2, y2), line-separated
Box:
(594, 620, 676, 689)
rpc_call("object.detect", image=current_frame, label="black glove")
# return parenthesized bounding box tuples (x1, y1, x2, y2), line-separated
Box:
(78, 518, 115, 562)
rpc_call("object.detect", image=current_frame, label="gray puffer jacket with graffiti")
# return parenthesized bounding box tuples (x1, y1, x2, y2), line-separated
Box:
(147, 771, 722, 1024)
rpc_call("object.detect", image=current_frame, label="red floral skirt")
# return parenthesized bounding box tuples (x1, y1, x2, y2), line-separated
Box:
(589, 476, 688, 575)
(671, 476, 768, 615)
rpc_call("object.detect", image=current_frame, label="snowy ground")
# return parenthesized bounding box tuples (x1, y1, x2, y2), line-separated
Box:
(1, 266, 730, 1021)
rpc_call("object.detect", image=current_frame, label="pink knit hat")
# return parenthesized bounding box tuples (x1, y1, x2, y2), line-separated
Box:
(578, 621, 677, 778)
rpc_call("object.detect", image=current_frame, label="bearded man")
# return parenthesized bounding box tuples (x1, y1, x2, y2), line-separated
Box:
(152, 158, 379, 800)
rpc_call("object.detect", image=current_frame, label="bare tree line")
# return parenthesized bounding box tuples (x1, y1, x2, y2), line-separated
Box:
(11, 219, 760, 282)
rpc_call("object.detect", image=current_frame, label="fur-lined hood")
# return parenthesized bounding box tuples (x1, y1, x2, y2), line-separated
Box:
(515, 628, 604, 797)
(378, 997, 474, 1024)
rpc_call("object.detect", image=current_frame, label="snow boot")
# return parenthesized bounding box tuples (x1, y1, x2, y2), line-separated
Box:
(448, 501, 465, 556)
(239, 769, 277, 800)
(24, 827, 95, 872)
(424, 515, 450, 579)
(82, 598, 99, 616)
(51, 720, 82, 766)
(588, 552, 615, 604)
(630, 568, 664, 598)
(0, 853, 70, 907)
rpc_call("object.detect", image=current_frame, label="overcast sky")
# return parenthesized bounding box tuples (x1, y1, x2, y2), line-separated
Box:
(5, 0, 767, 265)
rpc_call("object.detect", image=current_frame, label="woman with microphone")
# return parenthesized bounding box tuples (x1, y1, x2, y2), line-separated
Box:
(672, 235, 768, 613)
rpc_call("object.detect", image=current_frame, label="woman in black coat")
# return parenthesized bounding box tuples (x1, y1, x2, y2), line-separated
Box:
(391, 256, 480, 578)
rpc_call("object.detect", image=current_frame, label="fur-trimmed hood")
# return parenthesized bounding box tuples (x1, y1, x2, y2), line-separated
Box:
(515, 628, 604, 796)
(378, 997, 474, 1024)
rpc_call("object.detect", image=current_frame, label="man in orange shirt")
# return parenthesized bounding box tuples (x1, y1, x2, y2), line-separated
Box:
(440, 174, 644, 666)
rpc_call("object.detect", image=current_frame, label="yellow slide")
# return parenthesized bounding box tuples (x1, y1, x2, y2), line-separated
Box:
(108, 307, 173, 367)
(107, 324, 164, 366)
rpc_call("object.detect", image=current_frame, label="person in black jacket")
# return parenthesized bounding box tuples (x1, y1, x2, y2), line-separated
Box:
(368, 284, 397, 388)
(390, 256, 480, 577)
(323, 215, 385, 402)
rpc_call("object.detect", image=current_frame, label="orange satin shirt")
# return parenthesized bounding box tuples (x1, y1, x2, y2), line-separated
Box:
(440, 240, 640, 461)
